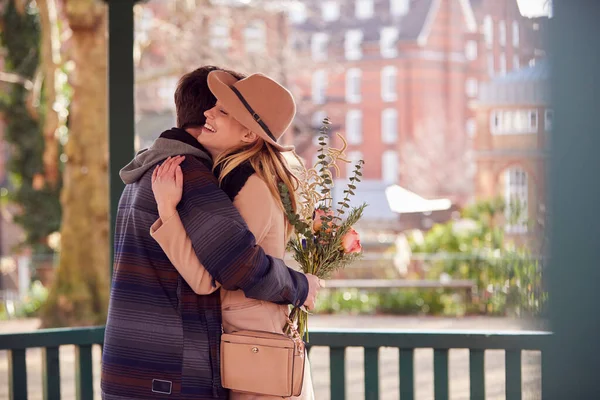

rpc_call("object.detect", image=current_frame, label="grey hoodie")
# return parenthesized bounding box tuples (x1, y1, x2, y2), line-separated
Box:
(120, 137, 212, 184)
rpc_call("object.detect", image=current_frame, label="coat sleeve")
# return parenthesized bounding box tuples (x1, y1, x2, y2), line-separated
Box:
(150, 213, 220, 295)
(175, 158, 308, 307)
(149, 174, 273, 296)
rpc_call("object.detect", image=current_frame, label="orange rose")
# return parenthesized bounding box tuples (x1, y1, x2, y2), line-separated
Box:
(313, 209, 334, 232)
(341, 228, 362, 254)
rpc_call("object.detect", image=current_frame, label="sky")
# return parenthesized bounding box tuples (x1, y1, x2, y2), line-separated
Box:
(517, 0, 552, 17)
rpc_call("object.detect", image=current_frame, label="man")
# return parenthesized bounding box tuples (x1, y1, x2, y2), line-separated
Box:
(101, 66, 321, 399)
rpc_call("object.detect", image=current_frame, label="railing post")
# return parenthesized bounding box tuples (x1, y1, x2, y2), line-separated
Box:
(399, 349, 415, 400)
(469, 349, 485, 400)
(75, 345, 94, 400)
(329, 347, 346, 400)
(434, 349, 449, 400)
(364, 347, 379, 400)
(8, 349, 27, 400)
(43, 346, 61, 400)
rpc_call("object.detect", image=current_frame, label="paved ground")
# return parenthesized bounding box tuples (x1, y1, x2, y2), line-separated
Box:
(0, 316, 545, 399)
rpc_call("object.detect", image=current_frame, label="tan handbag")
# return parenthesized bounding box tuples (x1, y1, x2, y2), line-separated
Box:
(220, 318, 305, 397)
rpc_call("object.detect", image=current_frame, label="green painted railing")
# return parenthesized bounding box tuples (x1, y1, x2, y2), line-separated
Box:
(308, 328, 550, 400)
(0, 326, 550, 399)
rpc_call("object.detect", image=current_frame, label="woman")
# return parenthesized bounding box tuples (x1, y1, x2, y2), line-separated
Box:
(150, 70, 315, 399)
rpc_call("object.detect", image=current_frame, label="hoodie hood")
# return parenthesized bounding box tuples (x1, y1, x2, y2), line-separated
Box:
(120, 128, 212, 184)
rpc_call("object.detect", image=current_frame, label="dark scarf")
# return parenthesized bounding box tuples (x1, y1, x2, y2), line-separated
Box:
(160, 128, 255, 200)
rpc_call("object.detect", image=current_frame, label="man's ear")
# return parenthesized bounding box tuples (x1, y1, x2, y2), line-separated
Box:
(241, 130, 259, 144)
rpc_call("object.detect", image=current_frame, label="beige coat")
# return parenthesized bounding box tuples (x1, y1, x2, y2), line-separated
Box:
(150, 174, 314, 400)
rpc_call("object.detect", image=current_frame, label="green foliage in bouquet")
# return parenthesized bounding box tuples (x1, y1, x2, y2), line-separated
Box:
(279, 117, 367, 340)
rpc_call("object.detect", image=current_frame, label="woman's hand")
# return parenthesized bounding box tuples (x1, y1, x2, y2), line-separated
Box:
(152, 156, 185, 221)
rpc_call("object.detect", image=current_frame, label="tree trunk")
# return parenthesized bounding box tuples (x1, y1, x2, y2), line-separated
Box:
(41, 0, 109, 327)
(37, 0, 62, 187)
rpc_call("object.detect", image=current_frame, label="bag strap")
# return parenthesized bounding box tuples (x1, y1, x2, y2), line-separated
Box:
(284, 309, 305, 353)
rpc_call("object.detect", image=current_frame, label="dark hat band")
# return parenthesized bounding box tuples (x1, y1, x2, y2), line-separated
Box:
(230, 86, 277, 142)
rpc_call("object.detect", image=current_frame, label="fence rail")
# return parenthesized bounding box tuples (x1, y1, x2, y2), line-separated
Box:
(0, 326, 550, 400)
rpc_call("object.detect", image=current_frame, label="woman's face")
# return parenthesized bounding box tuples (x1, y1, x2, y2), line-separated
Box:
(199, 101, 255, 157)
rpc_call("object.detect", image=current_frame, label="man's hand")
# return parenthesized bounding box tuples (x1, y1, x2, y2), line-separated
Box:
(152, 156, 185, 221)
(303, 274, 324, 310)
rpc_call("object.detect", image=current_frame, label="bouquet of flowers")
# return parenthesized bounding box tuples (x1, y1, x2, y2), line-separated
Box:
(280, 118, 367, 341)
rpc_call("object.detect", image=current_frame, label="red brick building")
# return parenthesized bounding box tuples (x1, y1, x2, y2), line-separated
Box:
(288, 0, 547, 222)
(134, 0, 292, 149)
(474, 60, 549, 237)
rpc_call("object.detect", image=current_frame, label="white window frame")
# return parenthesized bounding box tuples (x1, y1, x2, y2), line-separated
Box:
(545, 109, 554, 131)
(483, 15, 493, 49)
(466, 78, 478, 98)
(345, 68, 362, 104)
(466, 118, 476, 138)
(382, 150, 398, 184)
(311, 33, 329, 61)
(355, 0, 374, 19)
(381, 66, 398, 102)
(487, 53, 495, 76)
(345, 30, 363, 60)
(289, 3, 307, 24)
(346, 110, 363, 145)
(500, 52, 507, 76)
(244, 20, 266, 54)
(322, 1, 340, 22)
(347, 151, 364, 178)
(380, 27, 399, 58)
(390, 0, 409, 17)
(381, 109, 398, 144)
(491, 110, 539, 135)
(504, 167, 528, 234)
(499, 20, 506, 47)
(465, 40, 478, 61)
(312, 70, 327, 104)
(513, 54, 520, 70)
(512, 21, 520, 47)
(210, 18, 231, 49)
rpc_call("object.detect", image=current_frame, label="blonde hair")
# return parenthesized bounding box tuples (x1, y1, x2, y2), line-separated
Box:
(213, 139, 299, 236)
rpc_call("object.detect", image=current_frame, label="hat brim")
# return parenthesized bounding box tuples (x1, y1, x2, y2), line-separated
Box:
(208, 71, 295, 152)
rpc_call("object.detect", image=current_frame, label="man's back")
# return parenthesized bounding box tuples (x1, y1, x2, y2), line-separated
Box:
(101, 165, 224, 400)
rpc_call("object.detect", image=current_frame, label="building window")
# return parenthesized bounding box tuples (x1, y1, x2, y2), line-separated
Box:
(487, 53, 495, 76)
(465, 40, 478, 61)
(381, 109, 398, 144)
(512, 21, 520, 47)
(312, 111, 328, 145)
(312, 70, 327, 104)
(382, 150, 398, 184)
(545, 109, 554, 131)
(491, 110, 539, 135)
(513, 54, 520, 70)
(345, 68, 362, 103)
(346, 110, 363, 144)
(347, 151, 364, 178)
(483, 15, 493, 48)
(390, 0, 409, 16)
(499, 20, 506, 47)
(289, 3, 307, 24)
(380, 27, 399, 58)
(466, 118, 476, 138)
(210, 18, 230, 49)
(311, 33, 329, 61)
(244, 21, 266, 54)
(355, 0, 374, 19)
(381, 66, 398, 102)
(500, 52, 507, 75)
(466, 78, 478, 98)
(345, 30, 363, 60)
(322, 1, 340, 21)
(504, 167, 528, 234)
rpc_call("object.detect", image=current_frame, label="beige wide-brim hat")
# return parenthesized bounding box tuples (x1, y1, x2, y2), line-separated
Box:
(207, 70, 296, 152)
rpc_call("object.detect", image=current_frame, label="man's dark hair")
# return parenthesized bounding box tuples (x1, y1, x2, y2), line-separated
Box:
(174, 65, 246, 129)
